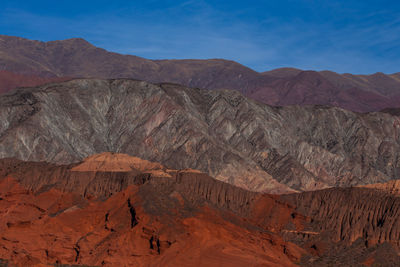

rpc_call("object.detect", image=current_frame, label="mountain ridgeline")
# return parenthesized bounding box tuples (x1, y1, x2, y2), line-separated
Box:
(0, 35, 399, 112)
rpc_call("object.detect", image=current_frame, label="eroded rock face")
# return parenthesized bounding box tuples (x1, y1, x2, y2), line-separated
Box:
(0, 155, 306, 267)
(280, 186, 400, 266)
(0, 155, 399, 266)
(0, 180, 304, 267)
(0, 79, 399, 192)
(281, 187, 400, 247)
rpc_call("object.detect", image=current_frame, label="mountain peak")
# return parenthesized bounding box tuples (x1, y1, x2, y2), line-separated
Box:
(45, 37, 95, 49)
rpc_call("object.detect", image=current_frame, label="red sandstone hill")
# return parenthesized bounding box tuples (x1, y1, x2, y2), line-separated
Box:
(0, 35, 399, 112)
(0, 179, 305, 267)
(0, 153, 399, 266)
(0, 153, 306, 266)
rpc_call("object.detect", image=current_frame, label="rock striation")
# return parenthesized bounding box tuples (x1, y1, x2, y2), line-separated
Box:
(0, 79, 399, 192)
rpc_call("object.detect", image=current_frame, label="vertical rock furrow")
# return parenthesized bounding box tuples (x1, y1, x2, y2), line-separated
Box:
(282, 188, 400, 246)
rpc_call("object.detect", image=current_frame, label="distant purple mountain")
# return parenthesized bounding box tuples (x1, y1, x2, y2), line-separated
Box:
(0, 35, 399, 112)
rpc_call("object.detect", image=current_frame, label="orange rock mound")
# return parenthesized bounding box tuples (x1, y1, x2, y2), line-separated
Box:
(71, 152, 164, 172)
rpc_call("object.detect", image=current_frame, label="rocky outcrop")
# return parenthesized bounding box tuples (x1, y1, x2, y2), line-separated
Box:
(279, 186, 400, 266)
(0, 179, 305, 267)
(1, 35, 399, 112)
(1, 79, 400, 192)
(0, 153, 284, 220)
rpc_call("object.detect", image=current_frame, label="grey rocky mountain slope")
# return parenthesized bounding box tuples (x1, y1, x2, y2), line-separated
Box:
(0, 79, 399, 193)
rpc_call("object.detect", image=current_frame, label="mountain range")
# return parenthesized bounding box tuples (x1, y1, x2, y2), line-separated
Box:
(1, 35, 400, 112)
(0, 34, 400, 266)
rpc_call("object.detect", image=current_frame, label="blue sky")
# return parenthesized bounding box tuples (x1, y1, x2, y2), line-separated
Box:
(0, 0, 399, 74)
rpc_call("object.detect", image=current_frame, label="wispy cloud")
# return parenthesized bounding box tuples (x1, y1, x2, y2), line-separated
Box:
(0, 1, 399, 74)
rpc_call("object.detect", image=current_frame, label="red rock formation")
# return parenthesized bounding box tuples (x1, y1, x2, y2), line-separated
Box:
(281, 187, 400, 247)
(0, 183, 304, 266)
(0, 154, 399, 266)
(0, 154, 306, 266)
